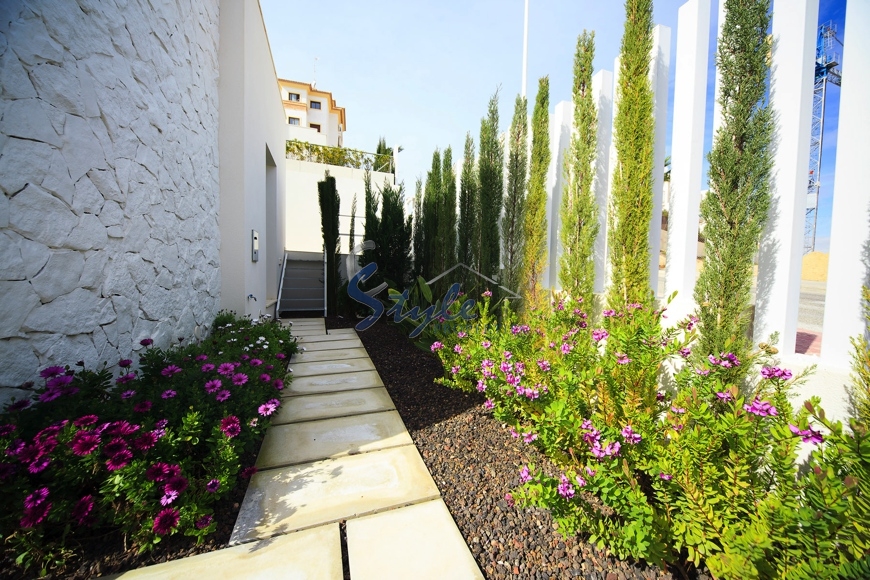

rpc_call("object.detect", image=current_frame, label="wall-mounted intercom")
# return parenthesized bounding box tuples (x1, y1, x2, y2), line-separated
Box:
(252, 230, 259, 262)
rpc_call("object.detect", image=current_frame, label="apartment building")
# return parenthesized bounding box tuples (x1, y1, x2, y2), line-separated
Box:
(278, 78, 346, 147)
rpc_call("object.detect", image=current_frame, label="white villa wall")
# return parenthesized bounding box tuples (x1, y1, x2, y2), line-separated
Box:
(218, 0, 287, 315)
(285, 160, 393, 254)
(0, 0, 222, 394)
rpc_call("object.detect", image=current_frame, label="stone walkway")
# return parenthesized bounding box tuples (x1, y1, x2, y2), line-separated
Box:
(107, 318, 483, 579)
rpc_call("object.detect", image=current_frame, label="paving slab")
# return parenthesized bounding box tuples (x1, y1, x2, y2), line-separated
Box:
(298, 338, 363, 352)
(273, 387, 394, 424)
(102, 524, 342, 579)
(257, 410, 412, 468)
(293, 347, 369, 364)
(289, 357, 376, 377)
(326, 328, 358, 336)
(347, 499, 483, 580)
(229, 445, 440, 544)
(284, 370, 384, 396)
(294, 333, 353, 343)
(292, 330, 332, 338)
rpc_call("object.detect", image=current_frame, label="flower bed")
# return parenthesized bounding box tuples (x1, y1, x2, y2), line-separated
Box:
(432, 294, 870, 579)
(0, 312, 297, 577)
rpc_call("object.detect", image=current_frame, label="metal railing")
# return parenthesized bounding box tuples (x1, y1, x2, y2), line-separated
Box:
(285, 140, 393, 173)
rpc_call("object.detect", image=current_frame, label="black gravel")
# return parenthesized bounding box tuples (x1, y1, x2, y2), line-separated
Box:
(325, 317, 696, 580)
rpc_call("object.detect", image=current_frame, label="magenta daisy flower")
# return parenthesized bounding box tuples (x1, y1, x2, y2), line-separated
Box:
(7, 399, 31, 411)
(133, 431, 158, 451)
(206, 478, 221, 493)
(24, 487, 49, 509)
(121, 390, 136, 399)
(39, 366, 66, 378)
(146, 462, 170, 481)
(164, 476, 189, 495)
(119, 359, 133, 368)
(201, 363, 215, 373)
(195, 514, 213, 529)
(46, 374, 73, 388)
(69, 431, 100, 456)
(204, 379, 222, 393)
(140, 338, 154, 346)
(196, 354, 208, 362)
(161, 390, 177, 399)
(152, 507, 180, 535)
(106, 450, 132, 471)
(134, 401, 152, 413)
(161, 365, 182, 377)
(20, 501, 51, 528)
(160, 490, 178, 506)
(217, 363, 236, 376)
(74, 415, 99, 427)
(231, 373, 248, 386)
(72, 495, 94, 525)
(240, 466, 258, 479)
(220, 416, 241, 438)
(260, 373, 271, 382)
(275, 353, 286, 360)
(28, 456, 51, 474)
(249, 359, 263, 367)
(215, 390, 231, 402)
(39, 390, 63, 403)
(273, 379, 284, 391)
(116, 373, 136, 384)
(0, 424, 15, 437)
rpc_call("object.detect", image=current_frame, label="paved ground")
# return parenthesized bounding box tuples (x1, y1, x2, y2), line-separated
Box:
(105, 319, 483, 579)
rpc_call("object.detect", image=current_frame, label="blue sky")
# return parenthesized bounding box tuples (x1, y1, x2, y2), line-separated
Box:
(261, 0, 846, 251)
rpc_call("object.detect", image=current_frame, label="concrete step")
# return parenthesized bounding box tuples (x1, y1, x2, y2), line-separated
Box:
(347, 499, 484, 579)
(229, 445, 440, 545)
(293, 347, 369, 364)
(289, 357, 376, 377)
(284, 370, 384, 396)
(257, 410, 411, 469)
(273, 388, 395, 424)
(298, 338, 363, 352)
(295, 333, 359, 343)
(102, 524, 342, 579)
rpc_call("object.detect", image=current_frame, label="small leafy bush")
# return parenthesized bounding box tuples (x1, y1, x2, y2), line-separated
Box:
(433, 293, 870, 579)
(0, 312, 297, 576)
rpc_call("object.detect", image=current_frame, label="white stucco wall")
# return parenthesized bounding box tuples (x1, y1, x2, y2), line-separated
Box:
(285, 160, 393, 254)
(218, 0, 287, 315)
(0, 0, 222, 394)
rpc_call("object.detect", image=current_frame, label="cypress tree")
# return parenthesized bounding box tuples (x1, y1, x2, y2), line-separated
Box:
(361, 169, 379, 269)
(560, 31, 599, 306)
(348, 193, 357, 253)
(317, 171, 340, 316)
(377, 180, 412, 288)
(478, 90, 504, 283)
(503, 94, 529, 295)
(694, 0, 774, 358)
(440, 147, 458, 272)
(412, 177, 424, 278)
(520, 77, 551, 312)
(422, 149, 442, 277)
(458, 133, 479, 270)
(607, 0, 655, 308)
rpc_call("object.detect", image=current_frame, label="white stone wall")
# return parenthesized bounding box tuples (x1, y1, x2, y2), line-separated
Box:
(0, 0, 222, 394)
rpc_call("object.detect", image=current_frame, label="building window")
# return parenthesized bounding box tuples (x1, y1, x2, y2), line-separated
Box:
(288, 117, 300, 125)
(310, 101, 321, 110)
(288, 92, 300, 101)
(310, 123, 321, 132)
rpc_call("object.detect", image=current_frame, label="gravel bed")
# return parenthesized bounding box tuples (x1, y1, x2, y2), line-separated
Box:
(326, 317, 694, 580)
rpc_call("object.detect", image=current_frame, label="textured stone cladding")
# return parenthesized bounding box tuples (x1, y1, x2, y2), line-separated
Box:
(0, 0, 222, 396)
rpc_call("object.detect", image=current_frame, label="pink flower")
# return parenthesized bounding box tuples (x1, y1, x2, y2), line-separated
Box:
(483, 399, 494, 410)
(591, 329, 608, 342)
(39, 366, 66, 378)
(153, 507, 180, 535)
(216, 390, 231, 402)
(557, 474, 575, 499)
(20, 500, 51, 528)
(232, 373, 249, 386)
(72, 495, 94, 526)
(195, 515, 213, 529)
(24, 487, 49, 509)
(196, 354, 208, 362)
(133, 431, 158, 451)
(482, 290, 492, 297)
(204, 379, 222, 393)
(616, 353, 631, 365)
(206, 478, 221, 493)
(69, 431, 100, 456)
(504, 493, 515, 507)
(575, 475, 587, 487)
(217, 363, 236, 376)
(160, 490, 178, 506)
(164, 475, 188, 494)
(161, 365, 182, 377)
(201, 363, 216, 373)
(140, 338, 154, 346)
(273, 379, 284, 390)
(220, 416, 241, 438)
(74, 415, 99, 427)
(430, 342, 443, 352)
(519, 466, 532, 484)
(121, 390, 136, 399)
(659, 472, 673, 481)
(134, 401, 152, 413)
(260, 373, 271, 382)
(240, 466, 258, 478)
(116, 372, 136, 384)
(106, 450, 132, 471)
(249, 358, 263, 366)
(161, 390, 177, 399)
(621, 425, 642, 444)
(275, 353, 286, 360)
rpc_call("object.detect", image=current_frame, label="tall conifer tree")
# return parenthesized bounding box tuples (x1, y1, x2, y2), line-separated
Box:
(503, 95, 529, 294)
(422, 149, 442, 277)
(520, 77, 550, 312)
(695, 0, 774, 358)
(440, 147, 458, 272)
(560, 31, 599, 306)
(361, 169, 379, 270)
(458, 133, 479, 270)
(377, 180, 412, 288)
(412, 177, 424, 278)
(607, 0, 655, 308)
(318, 171, 340, 315)
(478, 90, 504, 283)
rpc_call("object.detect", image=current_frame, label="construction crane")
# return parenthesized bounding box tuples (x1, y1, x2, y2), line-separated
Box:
(804, 21, 842, 254)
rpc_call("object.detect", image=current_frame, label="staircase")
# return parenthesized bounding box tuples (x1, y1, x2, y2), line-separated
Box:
(278, 253, 324, 317)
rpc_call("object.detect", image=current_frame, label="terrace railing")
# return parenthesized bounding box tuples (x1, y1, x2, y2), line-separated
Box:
(285, 140, 393, 173)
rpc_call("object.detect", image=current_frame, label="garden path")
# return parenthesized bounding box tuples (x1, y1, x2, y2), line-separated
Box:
(102, 319, 483, 579)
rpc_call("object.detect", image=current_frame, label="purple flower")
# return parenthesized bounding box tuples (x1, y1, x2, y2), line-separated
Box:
(161, 365, 182, 377)
(20, 500, 51, 528)
(686, 316, 699, 331)
(560, 343, 572, 355)
(276, 353, 287, 360)
(273, 379, 285, 390)
(621, 425, 642, 445)
(557, 474, 575, 499)
(134, 401, 152, 413)
(605, 441, 621, 457)
(165, 475, 189, 494)
(116, 372, 137, 384)
(195, 514, 213, 529)
(258, 400, 279, 417)
(483, 399, 494, 410)
(0, 424, 16, 437)
(602, 309, 616, 317)
(160, 490, 179, 506)
(249, 358, 263, 367)
(132, 431, 157, 451)
(69, 431, 100, 456)
(146, 463, 171, 482)
(24, 487, 49, 509)
(140, 338, 154, 347)
(155, 419, 169, 429)
(616, 353, 631, 365)
(789, 423, 824, 445)
(161, 390, 177, 399)
(659, 473, 673, 481)
(231, 373, 248, 386)
(761, 366, 793, 380)
(201, 363, 216, 373)
(519, 466, 532, 484)
(204, 379, 222, 393)
(696, 368, 711, 376)
(206, 478, 221, 493)
(196, 354, 209, 362)
(476, 380, 486, 392)
(537, 359, 551, 372)
(118, 359, 133, 368)
(240, 466, 258, 479)
(121, 390, 136, 399)
(106, 450, 132, 471)
(28, 456, 51, 474)
(671, 406, 686, 414)
(46, 374, 74, 388)
(504, 492, 515, 507)
(72, 495, 94, 526)
(217, 363, 236, 376)
(482, 290, 492, 297)
(457, 331, 467, 338)
(575, 475, 587, 487)
(744, 398, 778, 417)
(430, 342, 443, 352)
(679, 347, 691, 358)
(39, 366, 66, 378)
(716, 391, 733, 402)
(482, 340, 491, 349)
(153, 508, 180, 535)
(7, 399, 31, 412)
(592, 329, 609, 342)
(220, 416, 241, 438)
(585, 466, 596, 477)
(74, 415, 99, 427)
(216, 390, 231, 402)
(523, 432, 538, 444)
(259, 373, 272, 382)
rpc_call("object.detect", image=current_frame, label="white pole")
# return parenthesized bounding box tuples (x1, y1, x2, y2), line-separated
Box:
(522, 0, 529, 99)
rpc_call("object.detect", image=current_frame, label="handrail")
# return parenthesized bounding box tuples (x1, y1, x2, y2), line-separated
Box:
(285, 140, 393, 173)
